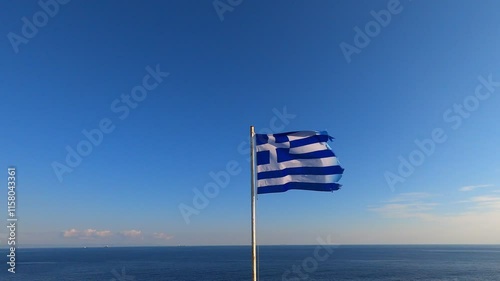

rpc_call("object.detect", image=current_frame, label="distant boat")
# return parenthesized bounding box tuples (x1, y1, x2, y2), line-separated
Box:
(104, 245, 109, 248)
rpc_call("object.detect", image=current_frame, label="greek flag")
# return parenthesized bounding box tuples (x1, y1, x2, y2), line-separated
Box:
(255, 131, 344, 194)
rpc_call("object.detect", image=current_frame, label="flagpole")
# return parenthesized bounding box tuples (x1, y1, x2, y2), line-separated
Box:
(250, 126, 258, 281)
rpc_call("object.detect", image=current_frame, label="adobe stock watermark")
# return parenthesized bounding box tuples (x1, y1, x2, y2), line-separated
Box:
(213, 0, 243, 22)
(178, 106, 296, 224)
(110, 267, 135, 281)
(339, 0, 411, 63)
(282, 234, 338, 281)
(51, 64, 169, 182)
(7, 0, 70, 54)
(385, 74, 500, 191)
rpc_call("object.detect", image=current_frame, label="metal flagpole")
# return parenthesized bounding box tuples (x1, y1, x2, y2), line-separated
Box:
(250, 126, 258, 281)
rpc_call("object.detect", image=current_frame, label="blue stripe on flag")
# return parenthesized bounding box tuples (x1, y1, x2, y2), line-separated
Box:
(257, 182, 341, 194)
(257, 166, 344, 180)
(289, 134, 331, 148)
(276, 148, 335, 163)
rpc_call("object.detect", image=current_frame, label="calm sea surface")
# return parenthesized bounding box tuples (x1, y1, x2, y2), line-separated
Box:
(1, 245, 499, 280)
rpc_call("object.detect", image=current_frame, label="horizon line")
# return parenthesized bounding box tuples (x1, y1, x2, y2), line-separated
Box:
(3, 243, 500, 249)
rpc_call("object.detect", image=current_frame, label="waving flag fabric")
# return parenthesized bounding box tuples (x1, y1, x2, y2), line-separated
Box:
(255, 131, 344, 194)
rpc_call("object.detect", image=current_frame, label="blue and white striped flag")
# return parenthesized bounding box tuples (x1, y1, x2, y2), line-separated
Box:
(255, 131, 344, 194)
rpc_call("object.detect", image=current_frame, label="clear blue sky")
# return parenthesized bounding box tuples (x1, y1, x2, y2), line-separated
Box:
(1, 0, 500, 247)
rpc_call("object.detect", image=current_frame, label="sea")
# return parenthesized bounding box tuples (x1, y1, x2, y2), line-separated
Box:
(1, 245, 499, 280)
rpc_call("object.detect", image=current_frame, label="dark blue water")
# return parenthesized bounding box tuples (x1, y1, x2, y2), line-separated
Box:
(1, 245, 499, 280)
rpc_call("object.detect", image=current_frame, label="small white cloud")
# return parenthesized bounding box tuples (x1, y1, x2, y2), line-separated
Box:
(81, 229, 98, 237)
(153, 232, 174, 240)
(467, 196, 500, 210)
(63, 228, 113, 239)
(470, 196, 500, 202)
(453, 195, 500, 213)
(95, 230, 113, 237)
(119, 229, 143, 239)
(62, 229, 173, 243)
(63, 228, 79, 238)
(370, 202, 438, 220)
(459, 184, 494, 192)
(386, 192, 435, 203)
(370, 192, 439, 220)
